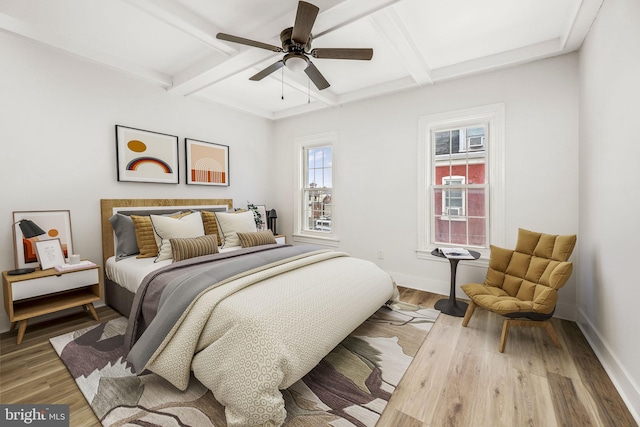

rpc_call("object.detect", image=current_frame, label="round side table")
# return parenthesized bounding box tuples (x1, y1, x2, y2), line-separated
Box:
(431, 249, 481, 317)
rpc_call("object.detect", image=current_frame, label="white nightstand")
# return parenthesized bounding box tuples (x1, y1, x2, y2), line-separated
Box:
(2, 263, 102, 344)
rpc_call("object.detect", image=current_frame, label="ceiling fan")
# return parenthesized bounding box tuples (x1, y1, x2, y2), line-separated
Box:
(216, 1, 373, 91)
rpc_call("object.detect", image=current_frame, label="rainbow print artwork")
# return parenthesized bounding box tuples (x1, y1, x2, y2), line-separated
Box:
(116, 125, 179, 184)
(126, 157, 173, 173)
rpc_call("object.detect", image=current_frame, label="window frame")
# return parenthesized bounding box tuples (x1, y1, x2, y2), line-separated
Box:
(417, 104, 505, 259)
(293, 132, 339, 246)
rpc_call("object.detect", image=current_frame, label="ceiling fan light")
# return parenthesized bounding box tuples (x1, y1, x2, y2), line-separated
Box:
(285, 55, 308, 72)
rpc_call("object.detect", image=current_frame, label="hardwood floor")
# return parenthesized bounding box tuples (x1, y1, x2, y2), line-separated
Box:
(0, 288, 637, 427)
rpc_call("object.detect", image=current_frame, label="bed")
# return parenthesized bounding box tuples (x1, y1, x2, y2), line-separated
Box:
(99, 198, 396, 426)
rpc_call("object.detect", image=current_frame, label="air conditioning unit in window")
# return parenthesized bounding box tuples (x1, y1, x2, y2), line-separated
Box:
(468, 136, 484, 149)
(446, 207, 462, 216)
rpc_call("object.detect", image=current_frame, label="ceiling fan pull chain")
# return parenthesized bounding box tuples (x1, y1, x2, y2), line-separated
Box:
(281, 67, 284, 100)
(308, 77, 311, 103)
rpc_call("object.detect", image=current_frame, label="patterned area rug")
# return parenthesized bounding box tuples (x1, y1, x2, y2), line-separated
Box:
(51, 303, 438, 427)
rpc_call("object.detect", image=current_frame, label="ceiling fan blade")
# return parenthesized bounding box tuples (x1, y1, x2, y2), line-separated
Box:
(249, 60, 285, 81)
(292, 1, 319, 45)
(311, 48, 374, 60)
(217, 33, 283, 53)
(304, 61, 330, 90)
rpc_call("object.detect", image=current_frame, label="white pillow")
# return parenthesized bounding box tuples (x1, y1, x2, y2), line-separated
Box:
(215, 211, 257, 248)
(151, 211, 204, 261)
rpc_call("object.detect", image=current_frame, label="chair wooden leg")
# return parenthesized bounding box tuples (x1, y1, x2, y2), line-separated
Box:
(499, 319, 511, 353)
(499, 319, 561, 352)
(461, 300, 476, 327)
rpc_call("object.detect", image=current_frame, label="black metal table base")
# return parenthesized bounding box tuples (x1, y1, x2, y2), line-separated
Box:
(434, 298, 468, 317)
(431, 248, 480, 317)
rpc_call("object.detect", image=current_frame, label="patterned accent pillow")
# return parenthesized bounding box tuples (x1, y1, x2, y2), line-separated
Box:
(201, 210, 223, 244)
(131, 212, 185, 258)
(170, 234, 219, 262)
(237, 230, 277, 248)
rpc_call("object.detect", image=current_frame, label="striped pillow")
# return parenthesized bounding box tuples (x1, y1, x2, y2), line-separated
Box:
(237, 230, 277, 248)
(201, 210, 223, 244)
(170, 234, 219, 262)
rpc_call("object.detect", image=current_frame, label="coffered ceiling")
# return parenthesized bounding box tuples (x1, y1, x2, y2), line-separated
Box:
(0, 0, 602, 120)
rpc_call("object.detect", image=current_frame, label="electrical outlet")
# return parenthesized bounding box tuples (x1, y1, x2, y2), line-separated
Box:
(377, 250, 384, 259)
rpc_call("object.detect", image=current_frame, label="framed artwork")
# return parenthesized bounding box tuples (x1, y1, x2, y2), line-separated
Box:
(35, 238, 65, 270)
(256, 205, 268, 231)
(185, 138, 230, 186)
(116, 125, 179, 184)
(13, 210, 74, 270)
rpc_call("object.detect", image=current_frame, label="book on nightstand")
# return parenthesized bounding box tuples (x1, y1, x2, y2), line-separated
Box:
(55, 260, 96, 272)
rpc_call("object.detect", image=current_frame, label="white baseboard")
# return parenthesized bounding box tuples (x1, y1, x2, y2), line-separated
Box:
(553, 301, 576, 321)
(388, 271, 450, 298)
(576, 308, 640, 424)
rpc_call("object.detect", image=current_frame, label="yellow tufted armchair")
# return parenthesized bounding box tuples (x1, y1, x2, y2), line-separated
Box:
(461, 228, 576, 352)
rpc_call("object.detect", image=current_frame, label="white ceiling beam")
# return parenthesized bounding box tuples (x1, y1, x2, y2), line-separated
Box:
(273, 75, 418, 120)
(191, 94, 276, 120)
(121, 0, 237, 56)
(313, 0, 405, 39)
(170, 49, 277, 96)
(336, 75, 417, 105)
(561, 0, 604, 51)
(430, 38, 563, 82)
(369, 7, 432, 86)
(0, 12, 172, 87)
(262, 72, 339, 107)
(272, 101, 332, 121)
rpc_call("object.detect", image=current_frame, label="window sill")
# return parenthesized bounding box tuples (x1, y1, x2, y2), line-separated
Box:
(292, 233, 340, 247)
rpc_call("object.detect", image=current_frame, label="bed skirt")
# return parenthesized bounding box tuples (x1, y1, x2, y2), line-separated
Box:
(105, 277, 135, 318)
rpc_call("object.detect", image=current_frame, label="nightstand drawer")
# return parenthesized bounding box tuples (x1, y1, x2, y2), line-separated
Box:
(12, 268, 99, 301)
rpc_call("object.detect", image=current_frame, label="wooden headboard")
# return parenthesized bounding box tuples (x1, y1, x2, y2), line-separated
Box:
(100, 198, 233, 266)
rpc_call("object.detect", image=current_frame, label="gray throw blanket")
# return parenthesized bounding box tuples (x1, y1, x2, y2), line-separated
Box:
(124, 244, 323, 373)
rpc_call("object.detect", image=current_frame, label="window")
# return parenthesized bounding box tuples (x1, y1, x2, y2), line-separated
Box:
(304, 146, 332, 232)
(442, 176, 465, 218)
(417, 104, 505, 258)
(294, 132, 338, 245)
(434, 124, 487, 246)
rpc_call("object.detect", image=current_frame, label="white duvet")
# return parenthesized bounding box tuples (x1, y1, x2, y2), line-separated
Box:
(140, 251, 396, 426)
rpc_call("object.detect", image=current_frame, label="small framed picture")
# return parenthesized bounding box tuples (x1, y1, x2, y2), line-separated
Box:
(256, 205, 268, 231)
(13, 210, 74, 270)
(185, 138, 230, 186)
(35, 238, 66, 270)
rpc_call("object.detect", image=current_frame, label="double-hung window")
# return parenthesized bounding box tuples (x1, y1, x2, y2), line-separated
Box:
(294, 132, 337, 244)
(417, 104, 505, 258)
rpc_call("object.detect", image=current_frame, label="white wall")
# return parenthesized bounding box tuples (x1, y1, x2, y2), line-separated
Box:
(0, 33, 274, 332)
(578, 0, 640, 419)
(272, 53, 580, 318)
